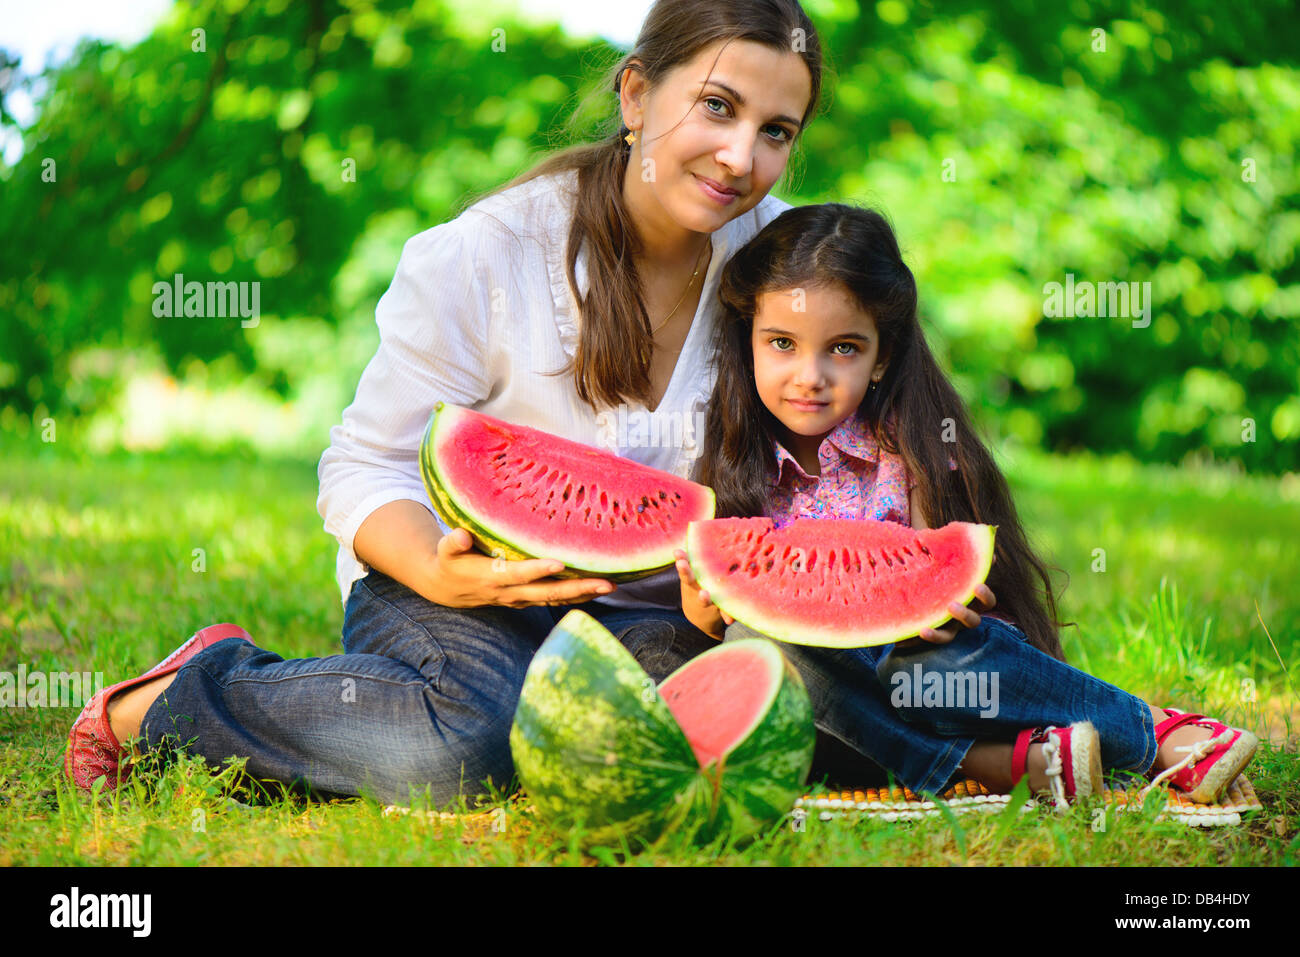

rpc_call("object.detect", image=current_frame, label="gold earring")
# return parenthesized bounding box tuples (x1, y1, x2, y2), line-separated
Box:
(625, 130, 638, 146)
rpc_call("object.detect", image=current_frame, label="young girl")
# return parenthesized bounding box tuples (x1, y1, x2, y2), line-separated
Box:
(675, 203, 1258, 806)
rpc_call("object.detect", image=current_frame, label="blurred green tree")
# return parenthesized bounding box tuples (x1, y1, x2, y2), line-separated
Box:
(0, 0, 1295, 471)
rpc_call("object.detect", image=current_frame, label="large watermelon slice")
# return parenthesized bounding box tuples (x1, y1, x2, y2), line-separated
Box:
(687, 518, 996, 648)
(420, 402, 715, 581)
(509, 610, 814, 847)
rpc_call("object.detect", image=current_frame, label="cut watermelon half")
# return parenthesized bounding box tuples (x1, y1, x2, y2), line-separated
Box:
(686, 518, 997, 648)
(420, 402, 715, 579)
(510, 611, 815, 847)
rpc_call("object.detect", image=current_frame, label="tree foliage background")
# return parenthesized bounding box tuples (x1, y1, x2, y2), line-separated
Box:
(1, 0, 1296, 471)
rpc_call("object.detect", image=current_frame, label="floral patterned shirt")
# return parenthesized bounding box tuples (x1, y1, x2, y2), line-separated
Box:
(766, 411, 912, 527)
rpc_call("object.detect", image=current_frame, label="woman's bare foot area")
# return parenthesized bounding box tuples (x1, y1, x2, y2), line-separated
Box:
(105, 673, 177, 749)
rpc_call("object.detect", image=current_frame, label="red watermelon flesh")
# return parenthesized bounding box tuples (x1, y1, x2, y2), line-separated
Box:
(686, 518, 996, 648)
(658, 643, 776, 768)
(424, 402, 715, 577)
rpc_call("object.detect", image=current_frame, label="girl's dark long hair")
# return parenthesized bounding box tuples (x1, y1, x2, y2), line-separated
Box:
(695, 204, 1069, 661)
(465, 0, 824, 412)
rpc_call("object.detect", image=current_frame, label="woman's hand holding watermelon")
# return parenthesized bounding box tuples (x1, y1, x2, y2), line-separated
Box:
(674, 549, 733, 641)
(431, 528, 617, 609)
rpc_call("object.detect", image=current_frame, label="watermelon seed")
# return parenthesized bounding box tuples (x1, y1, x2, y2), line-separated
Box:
(881, 550, 893, 567)
(562, 486, 571, 501)
(728, 563, 740, 574)
(764, 559, 774, 572)
(636, 504, 645, 513)
(659, 490, 667, 500)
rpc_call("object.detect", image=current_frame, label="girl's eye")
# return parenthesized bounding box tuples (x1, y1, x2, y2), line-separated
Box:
(769, 337, 793, 351)
(832, 342, 860, 356)
(703, 97, 793, 144)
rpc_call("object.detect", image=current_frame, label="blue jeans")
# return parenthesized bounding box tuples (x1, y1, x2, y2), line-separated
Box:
(139, 569, 717, 806)
(724, 616, 1158, 795)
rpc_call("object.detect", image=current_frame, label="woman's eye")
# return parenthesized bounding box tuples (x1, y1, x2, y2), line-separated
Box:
(704, 97, 792, 143)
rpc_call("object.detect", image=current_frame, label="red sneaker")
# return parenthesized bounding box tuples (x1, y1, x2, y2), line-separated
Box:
(63, 623, 253, 792)
(1142, 708, 1258, 804)
(1012, 722, 1102, 810)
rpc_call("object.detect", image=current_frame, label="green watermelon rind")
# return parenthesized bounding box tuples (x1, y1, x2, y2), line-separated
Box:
(686, 520, 997, 649)
(420, 403, 715, 583)
(509, 610, 700, 847)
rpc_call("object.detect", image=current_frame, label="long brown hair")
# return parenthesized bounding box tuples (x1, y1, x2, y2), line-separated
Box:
(464, 0, 824, 412)
(695, 204, 1069, 661)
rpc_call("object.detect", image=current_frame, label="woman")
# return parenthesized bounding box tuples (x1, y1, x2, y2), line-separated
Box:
(65, 0, 827, 807)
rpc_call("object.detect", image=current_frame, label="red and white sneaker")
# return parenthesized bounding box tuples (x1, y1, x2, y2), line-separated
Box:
(1012, 722, 1102, 810)
(63, 623, 253, 792)
(1142, 708, 1258, 804)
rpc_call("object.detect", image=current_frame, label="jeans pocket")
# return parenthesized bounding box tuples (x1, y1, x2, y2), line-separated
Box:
(983, 616, 1031, 644)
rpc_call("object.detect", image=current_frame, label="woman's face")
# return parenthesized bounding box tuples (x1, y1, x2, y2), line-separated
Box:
(751, 282, 886, 470)
(620, 38, 813, 239)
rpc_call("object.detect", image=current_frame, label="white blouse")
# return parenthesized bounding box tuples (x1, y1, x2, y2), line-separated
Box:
(317, 168, 792, 608)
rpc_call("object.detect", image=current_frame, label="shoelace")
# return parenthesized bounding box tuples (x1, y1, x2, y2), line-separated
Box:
(1141, 729, 1234, 799)
(1039, 727, 1069, 810)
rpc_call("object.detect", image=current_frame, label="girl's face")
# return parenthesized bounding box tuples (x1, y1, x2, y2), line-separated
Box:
(751, 283, 886, 470)
(620, 39, 812, 240)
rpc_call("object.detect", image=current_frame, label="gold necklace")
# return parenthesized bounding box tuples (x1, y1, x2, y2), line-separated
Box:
(650, 240, 711, 334)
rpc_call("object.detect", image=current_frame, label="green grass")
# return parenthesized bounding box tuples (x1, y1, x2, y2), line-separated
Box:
(1, 434, 1297, 865)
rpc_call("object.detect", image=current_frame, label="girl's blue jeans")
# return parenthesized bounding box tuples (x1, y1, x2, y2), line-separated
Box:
(138, 568, 717, 806)
(724, 616, 1159, 795)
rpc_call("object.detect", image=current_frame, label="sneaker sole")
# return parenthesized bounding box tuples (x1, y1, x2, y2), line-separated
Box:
(1187, 730, 1259, 804)
(1069, 721, 1102, 801)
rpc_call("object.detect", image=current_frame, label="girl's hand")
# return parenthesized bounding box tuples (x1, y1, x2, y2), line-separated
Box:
(898, 583, 997, 648)
(674, 549, 733, 641)
(428, 529, 615, 608)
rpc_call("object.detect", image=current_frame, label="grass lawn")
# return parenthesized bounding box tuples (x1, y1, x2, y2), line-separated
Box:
(1, 433, 1297, 865)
